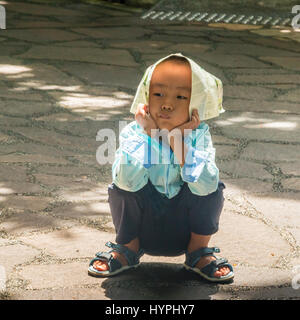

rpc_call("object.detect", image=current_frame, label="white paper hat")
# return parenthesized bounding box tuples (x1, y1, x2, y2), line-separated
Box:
(130, 53, 225, 121)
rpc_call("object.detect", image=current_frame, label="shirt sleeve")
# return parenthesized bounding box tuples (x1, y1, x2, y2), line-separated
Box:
(180, 123, 219, 196)
(112, 123, 150, 192)
(112, 148, 149, 192)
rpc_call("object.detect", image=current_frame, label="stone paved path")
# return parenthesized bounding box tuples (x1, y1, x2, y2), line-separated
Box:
(0, 0, 299, 300)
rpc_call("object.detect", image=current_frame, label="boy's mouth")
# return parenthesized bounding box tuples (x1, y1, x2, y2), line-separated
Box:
(158, 113, 171, 119)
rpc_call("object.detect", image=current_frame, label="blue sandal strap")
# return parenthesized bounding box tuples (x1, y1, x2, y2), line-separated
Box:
(89, 254, 123, 273)
(185, 247, 220, 268)
(95, 242, 143, 266)
(201, 259, 234, 278)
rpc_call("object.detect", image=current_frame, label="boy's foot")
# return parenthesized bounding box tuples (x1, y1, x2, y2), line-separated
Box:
(94, 251, 230, 277)
(92, 239, 140, 272)
(194, 255, 231, 277)
(93, 250, 128, 271)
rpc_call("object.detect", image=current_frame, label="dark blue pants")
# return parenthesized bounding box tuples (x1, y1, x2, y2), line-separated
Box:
(108, 180, 225, 257)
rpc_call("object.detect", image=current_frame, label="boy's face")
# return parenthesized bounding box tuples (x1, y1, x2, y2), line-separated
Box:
(149, 60, 192, 132)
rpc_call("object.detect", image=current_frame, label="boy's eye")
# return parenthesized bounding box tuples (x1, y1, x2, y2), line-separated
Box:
(177, 95, 187, 100)
(154, 93, 163, 97)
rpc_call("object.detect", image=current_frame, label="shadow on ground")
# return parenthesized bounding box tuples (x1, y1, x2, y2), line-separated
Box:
(100, 262, 221, 300)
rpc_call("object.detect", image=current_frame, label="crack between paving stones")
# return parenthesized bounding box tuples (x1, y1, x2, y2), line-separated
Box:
(226, 196, 299, 268)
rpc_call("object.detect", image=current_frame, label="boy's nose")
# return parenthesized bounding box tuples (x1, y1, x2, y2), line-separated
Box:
(161, 104, 173, 112)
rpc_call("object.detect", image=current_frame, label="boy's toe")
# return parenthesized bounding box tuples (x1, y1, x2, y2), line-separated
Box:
(218, 266, 231, 277)
(93, 251, 128, 272)
(93, 261, 108, 271)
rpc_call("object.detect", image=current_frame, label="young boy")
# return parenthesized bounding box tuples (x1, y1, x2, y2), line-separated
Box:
(88, 53, 234, 282)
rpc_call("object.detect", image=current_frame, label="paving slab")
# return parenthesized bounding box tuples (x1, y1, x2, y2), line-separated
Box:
(11, 61, 84, 87)
(18, 226, 114, 259)
(259, 56, 300, 71)
(215, 42, 300, 57)
(250, 28, 300, 43)
(0, 100, 54, 117)
(71, 27, 152, 40)
(0, 181, 45, 195)
(247, 36, 300, 53)
(0, 115, 30, 128)
(150, 33, 212, 44)
(57, 186, 111, 203)
(223, 178, 274, 194)
(0, 88, 44, 101)
(47, 90, 131, 117)
(288, 228, 300, 249)
(0, 211, 76, 236)
(10, 287, 109, 300)
(213, 112, 300, 143)
(54, 40, 102, 48)
(227, 266, 294, 288)
(160, 43, 211, 55)
(11, 127, 98, 153)
(245, 192, 300, 230)
(0, 132, 16, 144)
(282, 178, 300, 192)
(46, 119, 116, 138)
(279, 161, 300, 176)
(211, 134, 239, 145)
(0, 142, 76, 158)
(0, 164, 27, 182)
(70, 154, 102, 167)
(0, 196, 52, 213)
(50, 202, 110, 221)
(5, 1, 87, 17)
(17, 261, 98, 290)
(217, 159, 273, 180)
(236, 286, 300, 300)
(0, 243, 40, 275)
(240, 142, 300, 162)
(17, 46, 139, 67)
(0, 154, 70, 165)
(33, 164, 101, 177)
(208, 23, 262, 31)
(9, 21, 70, 29)
(14, 262, 194, 295)
(224, 85, 275, 100)
(222, 98, 300, 114)
(199, 53, 273, 69)
(0, 45, 29, 57)
(2, 29, 86, 43)
(34, 112, 86, 122)
(215, 145, 238, 160)
(0, 0, 299, 301)
(108, 40, 172, 53)
(225, 68, 292, 75)
(276, 88, 300, 103)
(211, 210, 291, 268)
(233, 73, 300, 84)
(33, 173, 101, 190)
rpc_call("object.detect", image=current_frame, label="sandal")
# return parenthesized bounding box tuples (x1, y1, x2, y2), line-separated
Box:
(88, 241, 144, 277)
(183, 247, 234, 283)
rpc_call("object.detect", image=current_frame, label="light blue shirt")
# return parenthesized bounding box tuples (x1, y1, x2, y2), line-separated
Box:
(112, 121, 219, 199)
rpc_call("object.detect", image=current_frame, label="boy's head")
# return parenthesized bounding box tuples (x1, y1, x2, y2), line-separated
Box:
(149, 56, 191, 131)
(130, 53, 225, 123)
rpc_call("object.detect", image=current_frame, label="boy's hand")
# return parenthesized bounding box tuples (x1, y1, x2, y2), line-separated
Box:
(172, 109, 201, 137)
(135, 103, 158, 137)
